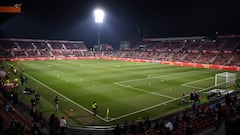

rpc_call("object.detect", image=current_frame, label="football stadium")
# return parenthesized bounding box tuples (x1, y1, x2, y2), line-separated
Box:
(1, 1, 240, 135)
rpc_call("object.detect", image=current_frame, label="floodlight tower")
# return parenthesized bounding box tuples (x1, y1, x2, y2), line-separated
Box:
(94, 8, 105, 47)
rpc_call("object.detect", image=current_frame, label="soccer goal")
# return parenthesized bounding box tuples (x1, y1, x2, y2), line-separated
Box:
(215, 72, 236, 87)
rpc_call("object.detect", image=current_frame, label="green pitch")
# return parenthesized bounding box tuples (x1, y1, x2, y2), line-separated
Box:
(6, 60, 240, 126)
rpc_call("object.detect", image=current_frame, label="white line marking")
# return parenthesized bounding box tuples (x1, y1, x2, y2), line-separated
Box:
(113, 70, 203, 99)
(109, 82, 218, 122)
(4, 62, 108, 122)
(108, 98, 180, 122)
(181, 85, 203, 90)
(24, 72, 108, 122)
(181, 77, 214, 90)
(182, 77, 214, 86)
(13, 61, 238, 123)
(110, 74, 239, 122)
(116, 70, 200, 84)
(110, 84, 221, 122)
(114, 82, 176, 99)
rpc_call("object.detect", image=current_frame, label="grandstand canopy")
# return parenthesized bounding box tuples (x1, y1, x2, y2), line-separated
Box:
(143, 36, 207, 42)
(0, 6, 21, 25)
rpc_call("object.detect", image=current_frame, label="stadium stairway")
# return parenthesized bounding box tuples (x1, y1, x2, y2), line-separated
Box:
(0, 106, 12, 128)
(0, 95, 33, 134)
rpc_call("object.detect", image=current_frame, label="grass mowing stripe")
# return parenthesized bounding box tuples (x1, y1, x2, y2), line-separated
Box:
(11, 60, 240, 124)
(113, 69, 214, 100)
(114, 82, 176, 99)
(23, 71, 109, 122)
(19, 61, 177, 122)
(113, 70, 215, 100)
(4, 61, 108, 122)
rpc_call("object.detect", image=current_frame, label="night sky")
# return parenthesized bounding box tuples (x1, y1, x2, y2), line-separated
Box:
(0, 0, 240, 48)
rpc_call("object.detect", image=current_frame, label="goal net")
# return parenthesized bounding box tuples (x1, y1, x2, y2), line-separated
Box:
(215, 72, 236, 87)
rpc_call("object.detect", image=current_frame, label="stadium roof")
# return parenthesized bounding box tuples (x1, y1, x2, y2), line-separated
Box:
(143, 36, 207, 42)
(0, 0, 21, 25)
(0, 6, 21, 24)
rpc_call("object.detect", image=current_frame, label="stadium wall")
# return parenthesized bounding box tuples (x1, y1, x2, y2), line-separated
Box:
(4, 56, 240, 71)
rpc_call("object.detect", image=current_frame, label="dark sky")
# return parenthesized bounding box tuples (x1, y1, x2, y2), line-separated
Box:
(0, 0, 240, 48)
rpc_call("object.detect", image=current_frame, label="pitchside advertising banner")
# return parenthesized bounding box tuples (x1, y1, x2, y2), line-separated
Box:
(7, 57, 240, 71)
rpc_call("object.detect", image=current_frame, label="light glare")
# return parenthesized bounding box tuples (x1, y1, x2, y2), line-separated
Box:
(94, 9, 104, 23)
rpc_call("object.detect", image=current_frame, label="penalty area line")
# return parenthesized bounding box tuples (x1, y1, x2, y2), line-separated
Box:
(108, 98, 180, 122)
(114, 82, 176, 99)
(116, 70, 200, 84)
(181, 84, 203, 90)
(181, 77, 214, 86)
(181, 77, 214, 90)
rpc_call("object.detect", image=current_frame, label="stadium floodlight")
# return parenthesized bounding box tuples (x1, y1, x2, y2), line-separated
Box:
(94, 8, 105, 47)
(94, 9, 105, 23)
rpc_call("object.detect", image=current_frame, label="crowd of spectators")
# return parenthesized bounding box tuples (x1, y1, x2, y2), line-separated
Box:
(1, 37, 240, 66)
(0, 65, 68, 135)
(113, 90, 240, 135)
(0, 65, 33, 134)
(1, 37, 240, 135)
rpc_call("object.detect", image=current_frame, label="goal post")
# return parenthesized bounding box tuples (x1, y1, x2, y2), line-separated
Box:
(215, 72, 236, 87)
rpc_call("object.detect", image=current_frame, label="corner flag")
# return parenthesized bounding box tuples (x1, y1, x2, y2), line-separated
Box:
(106, 107, 110, 120)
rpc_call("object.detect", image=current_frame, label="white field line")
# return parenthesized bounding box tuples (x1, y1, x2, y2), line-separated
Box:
(116, 70, 201, 84)
(190, 83, 216, 93)
(114, 82, 176, 99)
(113, 70, 202, 99)
(108, 98, 180, 122)
(181, 77, 215, 92)
(181, 77, 214, 90)
(181, 85, 203, 90)
(9, 61, 177, 123)
(110, 74, 240, 122)
(14, 62, 237, 123)
(4, 62, 108, 122)
(109, 79, 218, 122)
(181, 77, 214, 86)
(23, 72, 108, 122)
(180, 76, 230, 93)
(181, 77, 216, 92)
